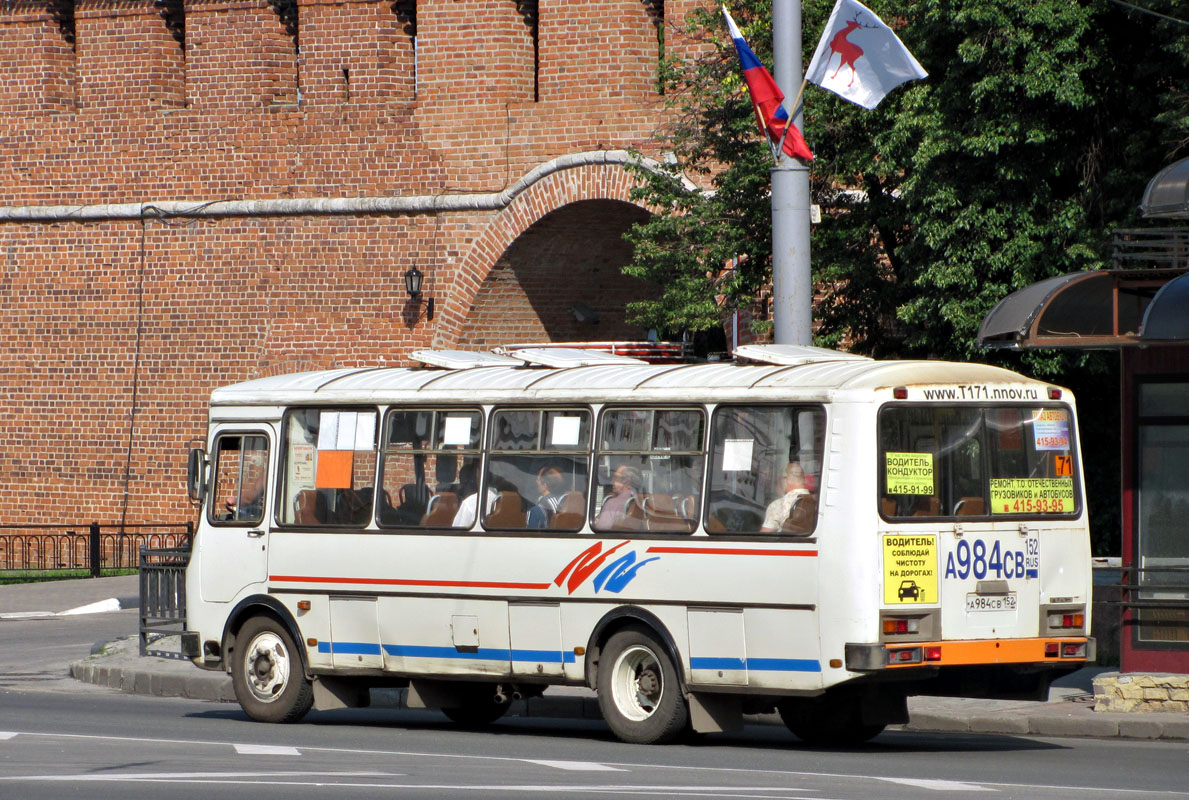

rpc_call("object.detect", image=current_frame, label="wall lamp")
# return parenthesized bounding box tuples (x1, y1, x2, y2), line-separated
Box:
(404, 266, 434, 321)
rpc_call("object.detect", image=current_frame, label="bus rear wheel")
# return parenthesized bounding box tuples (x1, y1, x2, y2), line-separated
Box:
(777, 693, 885, 747)
(232, 615, 313, 724)
(597, 627, 688, 744)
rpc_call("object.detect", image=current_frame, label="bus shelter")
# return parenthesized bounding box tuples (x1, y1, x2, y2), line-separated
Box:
(977, 162, 1189, 672)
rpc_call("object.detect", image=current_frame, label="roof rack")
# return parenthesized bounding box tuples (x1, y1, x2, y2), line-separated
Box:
(408, 349, 521, 369)
(731, 344, 872, 367)
(499, 347, 649, 368)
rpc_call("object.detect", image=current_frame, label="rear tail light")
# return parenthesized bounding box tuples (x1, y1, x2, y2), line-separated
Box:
(886, 647, 922, 665)
(924, 646, 942, 662)
(1047, 612, 1084, 630)
(883, 618, 921, 635)
(1045, 642, 1060, 657)
(1061, 642, 1087, 659)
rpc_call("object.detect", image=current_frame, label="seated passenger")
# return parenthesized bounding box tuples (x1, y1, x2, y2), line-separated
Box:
(452, 463, 497, 528)
(594, 465, 642, 530)
(760, 462, 811, 533)
(527, 465, 566, 529)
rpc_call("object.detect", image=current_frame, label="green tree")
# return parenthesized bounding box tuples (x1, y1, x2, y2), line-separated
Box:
(626, 0, 1189, 552)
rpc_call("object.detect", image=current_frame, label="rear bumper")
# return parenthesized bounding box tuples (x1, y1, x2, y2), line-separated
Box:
(846, 636, 1094, 671)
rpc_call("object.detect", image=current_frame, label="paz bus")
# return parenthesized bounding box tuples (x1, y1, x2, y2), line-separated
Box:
(181, 344, 1094, 745)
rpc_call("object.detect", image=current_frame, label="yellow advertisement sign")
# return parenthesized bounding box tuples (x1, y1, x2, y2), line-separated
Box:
(883, 534, 938, 605)
(990, 478, 1075, 514)
(885, 452, 934, 495)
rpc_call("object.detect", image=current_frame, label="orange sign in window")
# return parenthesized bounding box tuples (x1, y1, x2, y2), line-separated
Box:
(1054, 455, 1073, 477)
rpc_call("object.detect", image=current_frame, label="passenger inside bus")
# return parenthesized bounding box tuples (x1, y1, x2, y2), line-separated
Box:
(528, 465, 566, 529)
(760, 461, 811, 533)
(594, 465, 643, 531)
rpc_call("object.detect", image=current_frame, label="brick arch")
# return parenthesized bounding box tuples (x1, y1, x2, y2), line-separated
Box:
(431, 161, 649, 349)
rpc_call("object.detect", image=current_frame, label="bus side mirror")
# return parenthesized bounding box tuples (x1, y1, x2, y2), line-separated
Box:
(187, 447, 208, 503)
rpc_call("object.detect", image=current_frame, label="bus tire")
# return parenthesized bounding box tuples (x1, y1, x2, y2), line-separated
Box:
(232, 615, 313, 724)
(597, 626, 688, 744)
(777, 695, 885, 747)
(441, 685, 511, 727)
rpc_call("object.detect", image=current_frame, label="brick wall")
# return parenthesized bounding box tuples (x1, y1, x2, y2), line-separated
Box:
(0, 1, 715, 526)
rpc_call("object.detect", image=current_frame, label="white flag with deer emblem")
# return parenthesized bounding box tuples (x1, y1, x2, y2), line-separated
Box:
(805, 0, 927, 109)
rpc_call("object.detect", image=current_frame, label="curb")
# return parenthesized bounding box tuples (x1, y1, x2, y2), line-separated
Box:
(68, 647, 1189, 742)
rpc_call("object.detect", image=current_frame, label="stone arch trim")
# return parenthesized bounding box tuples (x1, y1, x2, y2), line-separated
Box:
(431, 160, 650, 349)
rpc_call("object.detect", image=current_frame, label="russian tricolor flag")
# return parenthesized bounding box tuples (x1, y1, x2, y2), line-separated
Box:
(723, 6, 813, 162)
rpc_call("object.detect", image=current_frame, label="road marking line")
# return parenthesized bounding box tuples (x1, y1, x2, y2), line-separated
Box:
(881, 777, 994, 792)
(0, 733, 17, 740)
(234, 744, 301, 756)
(2, 771, 391, 782)
(523, 759, 625, 772)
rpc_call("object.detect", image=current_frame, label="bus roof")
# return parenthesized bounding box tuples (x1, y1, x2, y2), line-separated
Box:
(208, 350, 1057, 408)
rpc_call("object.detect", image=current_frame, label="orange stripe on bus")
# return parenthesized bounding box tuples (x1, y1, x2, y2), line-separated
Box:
(645, 546, 817, 557)
(885, 637, 1088, 667)
(269, 575, 553, 590)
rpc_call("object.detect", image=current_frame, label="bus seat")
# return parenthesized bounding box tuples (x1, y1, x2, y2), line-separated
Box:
(295, 489, 320, 524)
(912, 497, 940, 517)
(704, 511, 726, 533)
(485, 490, 527, 529)
(551, 490, 587, 530)
(675, 494, 697, 519)
(955, 496, 985, 516)
(421, 491, 460, 528)
(399, 483, 429, 515)
(781, 495, 818, 535)
(643, 493, 694, 532)
(612, 496, 644, 531)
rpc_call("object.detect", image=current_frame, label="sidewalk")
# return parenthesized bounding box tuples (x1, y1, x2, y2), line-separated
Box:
(11, 576, 1189, 742)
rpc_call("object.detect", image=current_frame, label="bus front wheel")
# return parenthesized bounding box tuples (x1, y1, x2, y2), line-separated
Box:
(232, 615, 313, 724)
(597, 626, 688, 744)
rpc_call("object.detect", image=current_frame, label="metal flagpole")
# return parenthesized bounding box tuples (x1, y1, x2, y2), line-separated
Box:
(771, 0, 812, 346)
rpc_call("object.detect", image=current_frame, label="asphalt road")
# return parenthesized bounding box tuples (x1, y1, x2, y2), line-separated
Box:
(2, 676, 1189, 800)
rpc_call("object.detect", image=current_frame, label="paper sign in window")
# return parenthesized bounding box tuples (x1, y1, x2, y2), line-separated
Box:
(317, 411, 340, 450)
(551, 416, 582, 447)
(353, 413, 376, 451)
(1032, 409, 1069, 451)
(315, 450, 353, 489)
(291, 444, 316, 489)
(885, 452, 934, 495)
(443, 415, 472, 446)
(990, 478, 1074, 514)
(335, 412, 358, 451)
(722, 439, 754, 471)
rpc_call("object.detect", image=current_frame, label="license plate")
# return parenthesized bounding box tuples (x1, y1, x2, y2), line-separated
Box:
(966, 593, 1017, 612)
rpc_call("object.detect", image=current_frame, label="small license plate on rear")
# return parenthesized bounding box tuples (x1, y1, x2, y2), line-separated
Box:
(966, 593, 1017, 612)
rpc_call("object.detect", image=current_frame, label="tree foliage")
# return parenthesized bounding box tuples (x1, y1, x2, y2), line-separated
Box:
(625, 0, 1189, 553)
(626, 0, 1189, 361)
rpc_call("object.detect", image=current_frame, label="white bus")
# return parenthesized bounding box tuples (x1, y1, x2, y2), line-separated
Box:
(182, 344, 1094, 745)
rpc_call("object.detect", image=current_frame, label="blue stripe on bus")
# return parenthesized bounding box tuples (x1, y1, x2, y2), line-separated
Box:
(691, 656, 821, 673)
(316, 641, 574, 663)
(315, 642, 813, 671)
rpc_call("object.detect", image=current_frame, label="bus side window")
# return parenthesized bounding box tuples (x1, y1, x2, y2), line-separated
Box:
(378, 408, 483, 530)
(705, 406, 824, 535)
(210, 434, 269, 525)
(484, 408, 591, 532)
(279, 408, 378, 527)
(594, 408, 704, 534)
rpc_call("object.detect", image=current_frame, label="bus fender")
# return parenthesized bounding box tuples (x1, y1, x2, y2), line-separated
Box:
(584, 606, 686, 693)
(221, 594, 310, 679)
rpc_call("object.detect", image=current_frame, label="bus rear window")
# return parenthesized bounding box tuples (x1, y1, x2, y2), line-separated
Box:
(879, 405, 1079, 519)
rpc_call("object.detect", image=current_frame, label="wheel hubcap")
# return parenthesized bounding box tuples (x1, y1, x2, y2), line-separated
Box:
(243, 631, 289, 703)
(611, 644, 663, 722)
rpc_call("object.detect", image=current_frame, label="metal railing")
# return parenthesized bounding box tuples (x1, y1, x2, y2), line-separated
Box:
(0, 522, 192, 577)
(1107, 565, 1189, 611)
(1112, 228, 1189, 269)
(139, 544, 192, 658)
